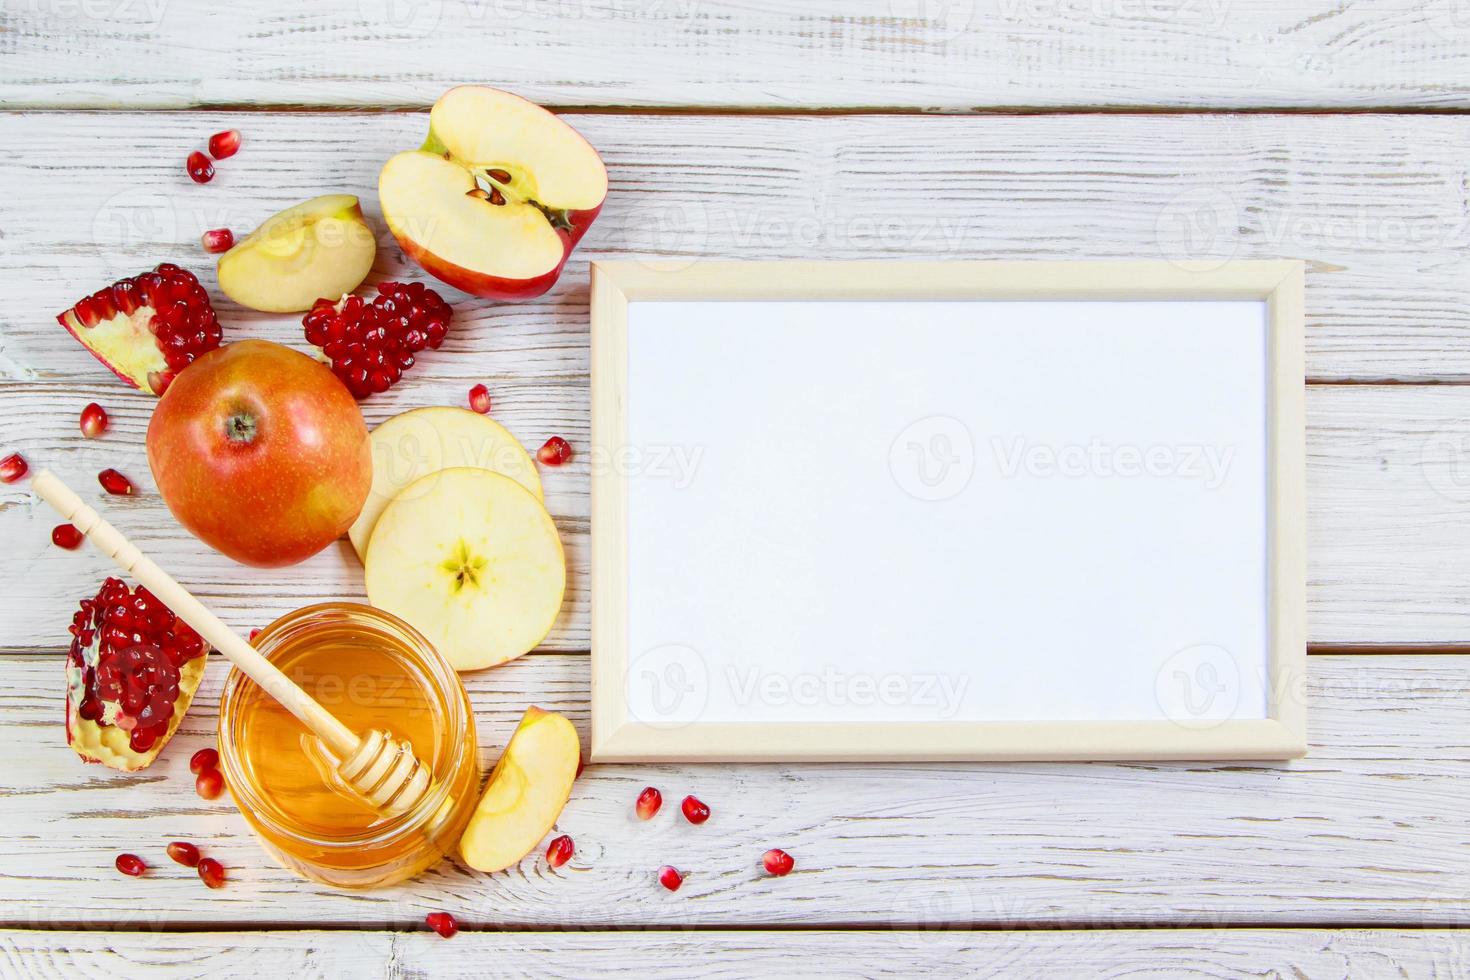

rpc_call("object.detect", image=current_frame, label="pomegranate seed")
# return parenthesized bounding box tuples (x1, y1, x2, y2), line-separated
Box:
(51, 524, 84, 549)
(114, 853, 147, 877)
(537, 436, 572, 466)
(248, 628, 261, 642)
(189, 747, 219, 774)
(98, 468, 135, 496)
(201, 228, 235, 253)
(303, 282, 453, 399)
(762, 848, 795, 876)
(167, 841, 201, 867)
(425, 911, 457, 939)
(207, 129, 241, 160)
(196, 768, 225, 800)
(468, 383, 491, 414)
(0, 453, 28, 483)
(186, 151, 214, 184)
(681, 795, 710, 825)
(58, 264, 223, 395)
(80, 402, 109, 438)
(197, 857, 226, 889)
(657, 865, 683, 891)
(575, 756, 586, 780)
(636, 786, 662, 820)
(545, 834, 574, 869)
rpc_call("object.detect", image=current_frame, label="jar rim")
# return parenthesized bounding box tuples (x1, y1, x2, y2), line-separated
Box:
(217, 601, 471, 850)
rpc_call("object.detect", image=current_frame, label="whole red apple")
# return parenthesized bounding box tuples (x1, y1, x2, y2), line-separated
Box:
(379, 86, 607, 301)
(146, 340, 371, 567)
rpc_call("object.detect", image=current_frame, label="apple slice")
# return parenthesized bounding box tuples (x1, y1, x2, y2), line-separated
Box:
(379, 86, 607, 300)
(350, 407, 542, 559)
(217, 194, 376, 313)
(364, 467, 565, 670)
(460, 706, 580, 873)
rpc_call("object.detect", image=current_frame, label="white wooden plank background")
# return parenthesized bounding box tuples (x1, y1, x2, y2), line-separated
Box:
(4, 0, 1470, 972)
(4, 929, 1469, 978)
(5, 1, 1470, 111)
(3, 654, 1469, 929)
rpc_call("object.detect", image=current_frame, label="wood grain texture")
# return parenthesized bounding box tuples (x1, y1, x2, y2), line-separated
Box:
(2, 654, 1468, 929)
(2, 928, 1468, 978)
(4, 111, 1470, 384)
(5, 1, 1470, 111)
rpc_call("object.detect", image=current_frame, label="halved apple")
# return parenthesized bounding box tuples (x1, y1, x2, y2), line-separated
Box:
(364, 467, 565, 670)
(349, 406, 543, 559)
(217, 194, 376, 313)
(459, 706, 580, 874)
(379, 86, 607, 300)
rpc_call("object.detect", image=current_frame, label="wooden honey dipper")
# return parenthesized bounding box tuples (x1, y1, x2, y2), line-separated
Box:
(32, 470, 434, 818)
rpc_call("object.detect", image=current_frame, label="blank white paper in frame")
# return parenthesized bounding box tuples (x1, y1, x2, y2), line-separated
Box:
(593, 260, 1306, 762)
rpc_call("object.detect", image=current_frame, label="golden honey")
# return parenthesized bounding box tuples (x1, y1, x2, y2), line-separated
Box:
(218, 603, 480, 888)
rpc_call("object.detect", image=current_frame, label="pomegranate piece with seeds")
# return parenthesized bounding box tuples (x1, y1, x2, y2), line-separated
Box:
(680, 795, 710, 825)
(545, 834, 574, 868)
(167, 841, 201, 867)
(208, 129, 241, 160)
(635, 786, 662, 820)
(57, 263, 223, 395)
(115, 853, 147, 877)
(201, 228, 235, 254)
(303, 281, 452, 399)
(197, 857, 226, 889)
(658, 865, 683, 892)
(468, 383, 491, 414)
(0, 453, 28, 483)
(65, 576, 210, 771)
(52, 524, 84, 549)
(537, 436, 572, 466)
(98, 468, 135, 496)
(426, 911, 458, 938)
(186, 151, 214, 184)
(762, 848, 795, 876)
(80, 402, 109, 438)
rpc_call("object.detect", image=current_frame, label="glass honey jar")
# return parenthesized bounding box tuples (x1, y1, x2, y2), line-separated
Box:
(217, 603, 480, 889)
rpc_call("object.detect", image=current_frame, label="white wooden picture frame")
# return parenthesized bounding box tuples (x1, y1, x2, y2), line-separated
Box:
(589, 260, 1306, 763)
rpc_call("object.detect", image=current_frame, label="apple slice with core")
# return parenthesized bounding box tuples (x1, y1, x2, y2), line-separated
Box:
(459, 706, 580, 873)
(349, 406, 543, 559)
(217, 194, 376, 313)
(379, 86, 607, 300)
(364, 467, 565, 670)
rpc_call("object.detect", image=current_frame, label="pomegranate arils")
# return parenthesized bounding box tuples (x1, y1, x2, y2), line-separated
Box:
(66, 577, 208, 768)
(537, 436, 572, 466)
(681, 795, 710, 825)
(546, 834, 574, 868)
(98, 468, 135, 496)
(115, 853, 147, 877)
(189, 747, 219, 774)
(468, 383, 491, 415)
(636, 786, 662, 820)
(58, 264, 222, 395)
(167, 841, 201, 867)
(201, 228, 235, 253)
(52, 524, 84, 549)
(304, 282, 452, 399)
(196, 768, 225, 800)
(207, 129, 241, 160)
(0, 453, 28, 483)
(197, 857, 226, 889)
(762, 848, 795, 876)
(658, 865, 683, 891)
(186, 151, 214, 184)
(80, 402, 109, 438)
(426, 911, 458, 938)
